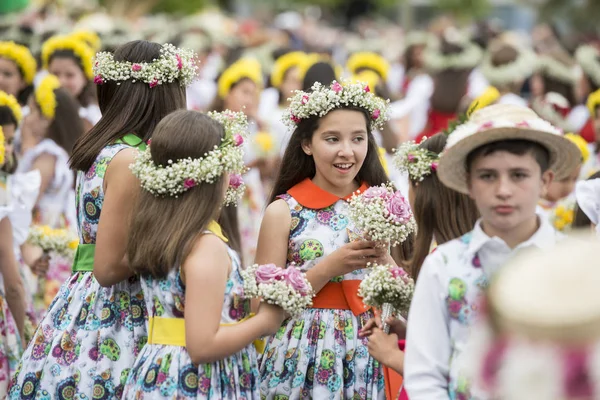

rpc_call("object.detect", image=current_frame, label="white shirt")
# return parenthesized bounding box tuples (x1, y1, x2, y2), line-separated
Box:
(496, 93, 528, 107)
(404, 216, 560, 400)
(388, 74, 434, 138)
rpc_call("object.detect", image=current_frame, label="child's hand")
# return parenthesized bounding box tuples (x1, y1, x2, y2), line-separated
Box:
(30, 253, 50, 277)
(257, 302, 287, 336)
(385, 316, 407, 340)
(367, 327, 402, 370)
(329, 241, 388, 275)
(359, 316, 382, 338)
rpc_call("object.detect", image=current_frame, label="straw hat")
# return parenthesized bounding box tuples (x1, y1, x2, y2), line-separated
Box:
(437, 104, 582, 194)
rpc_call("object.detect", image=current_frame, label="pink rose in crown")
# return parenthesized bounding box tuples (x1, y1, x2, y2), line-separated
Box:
(372, 109, 381, 120)
(229, 173, 243, 189)
(131, 64, 142, 72)
(149, 79, 159, 88)
(331, 82, 343, 93)
(301, 95, 309, 105)
(184, 179, 196, 189)
(284, 267, 311, 295)
(93, 75, 104, 85)
(255, 264, 284, 283)
(385, 192, 412, 223)
(233, 134, 244, 147)
(291, 114, 301, 124)
(431, 161, 438, 171)
(362, 186, 392, 201)
(364, 85, 370, 93)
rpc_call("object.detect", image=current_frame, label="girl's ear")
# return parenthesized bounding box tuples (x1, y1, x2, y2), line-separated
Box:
(301, 139, 312, 156)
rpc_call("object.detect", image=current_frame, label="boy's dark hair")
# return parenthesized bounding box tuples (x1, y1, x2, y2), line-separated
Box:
(466, 139, 551, 173)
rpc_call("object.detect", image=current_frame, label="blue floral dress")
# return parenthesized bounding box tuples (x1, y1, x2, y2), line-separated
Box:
(260, 179, 385, 400)
(8, 141, 148, 399)
(122, 232, 260, 399)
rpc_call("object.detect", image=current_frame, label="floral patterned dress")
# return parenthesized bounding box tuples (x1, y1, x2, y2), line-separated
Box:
(260, 179, 385, 400)
(8, 142, 148, 399)
(122, 233, 260, 399)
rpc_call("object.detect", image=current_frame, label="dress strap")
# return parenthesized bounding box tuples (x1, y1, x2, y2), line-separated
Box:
(115, 133, 147, 150)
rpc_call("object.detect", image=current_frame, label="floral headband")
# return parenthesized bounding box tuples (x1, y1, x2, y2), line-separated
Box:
(69, 30, 102, 53)
(35, 75, 61, 119)
(218, 58, 262, 99)
(346, 52, 390, 80)
(0, 91, 22, 125)
(42, 35, 95, 80)
(0, 41, 37, 84)
(130, 110, 248, 205)
(393, 139, 440, 182)
(284, 79, 389, 131)
(270, 51, 307, 88)
(576, 45, 600, 87)
(587, 88, 600, 116)
(93, 43, 199, 88)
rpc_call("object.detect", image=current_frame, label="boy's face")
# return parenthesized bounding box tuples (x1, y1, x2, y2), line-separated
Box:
(467, 150, 553, 234)
(544, 163, 581, 203)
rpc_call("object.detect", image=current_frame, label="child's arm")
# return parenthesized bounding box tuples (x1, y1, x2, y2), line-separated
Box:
(185, 233, 285, 365)
(403, 252, 451, 400)
(93, 148, 139, 287)
(367, 327, 404, 375)
(0, 218, 26, 343)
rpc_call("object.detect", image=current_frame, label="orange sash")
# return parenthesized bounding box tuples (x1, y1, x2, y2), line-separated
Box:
(311, 280, 369, 316)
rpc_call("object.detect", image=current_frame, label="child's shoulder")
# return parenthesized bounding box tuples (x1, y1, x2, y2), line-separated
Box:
(422, 233, 473, 269)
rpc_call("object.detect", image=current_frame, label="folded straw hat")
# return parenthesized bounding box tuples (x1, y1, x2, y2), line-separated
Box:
(437, 103, 582, 194)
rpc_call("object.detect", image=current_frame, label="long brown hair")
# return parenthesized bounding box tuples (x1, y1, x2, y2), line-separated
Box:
(128, 110, 226, 278)
(37, 87, 84, 156)
(70, 40, 186, 172)
(269, 106, 389, 203)
(430, 40, 471, 113)
(410, 133, 479, 280)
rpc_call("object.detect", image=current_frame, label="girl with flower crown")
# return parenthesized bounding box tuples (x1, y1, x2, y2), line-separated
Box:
(8, 40, 196, 399)
(42, 34, 101, 128)
(257, 80, 395, 399)
(122, 109, 286, 399)
(0, 41, 36, 107)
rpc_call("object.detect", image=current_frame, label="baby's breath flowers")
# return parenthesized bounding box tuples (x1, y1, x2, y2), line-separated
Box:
(283, 79, 389, 130)
(130, 110, 249, 205)
(28, 225, 78, 258)
(394, 139, 440, 182)
(348, 183, 416, 247)
(93, 43, 199, 87)
(241, 263, 314, 317)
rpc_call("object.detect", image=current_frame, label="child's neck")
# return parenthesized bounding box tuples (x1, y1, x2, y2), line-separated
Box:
(480, 215, 540, 249)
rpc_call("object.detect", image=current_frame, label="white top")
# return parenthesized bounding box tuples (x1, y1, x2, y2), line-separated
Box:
(467, 68, 490, 99)
(404, 216, 560, 400)
(496, 93, 528, 107)
(6, 171, 41, 246)
(186, 78, 217, 112)
(388, 74, 434, 138)
(79, 104, 102, 125)
(567, 104, 590, 133)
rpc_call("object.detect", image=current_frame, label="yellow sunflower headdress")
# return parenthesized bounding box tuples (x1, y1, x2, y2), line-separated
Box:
(346, 51, 390, 81)
(270, 51, 307, 88)
(35, 75, 61, 120)
(0, 91, 23, 126)
(42, 35, 95, 80)
(0, 41, 37, 85)
(218, 58, 262, 99)
(69, 30, 102, 53)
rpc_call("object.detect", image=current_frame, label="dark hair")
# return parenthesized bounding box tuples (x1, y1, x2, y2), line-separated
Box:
(70, 40, 186, 172)
(490, 44, 524, 93)
(430, 40, 471, 113)
(128, 110, 226, 278)
(302, 61, 336, 91)
(573, 171, 600, 229)
(32, 87, 84, 156)
(0, 54, 34, 106)
(0, 106, 18, 127)
(269, 106, 388, 203)
(542, 74, 576, 106)
(48, 49, 96, 107)
(409, 133, 479, 280)
(403, 44, 425, 74)
(466, 139, 551, 174)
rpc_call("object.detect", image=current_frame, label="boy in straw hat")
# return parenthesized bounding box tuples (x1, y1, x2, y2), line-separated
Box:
(403, 103, 582, 399)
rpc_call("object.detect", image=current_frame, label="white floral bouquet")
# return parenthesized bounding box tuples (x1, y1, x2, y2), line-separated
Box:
(347, 183, 416, 246)
(359, 262, 415, 331)
(27, 225, 78, 258)
(241, 263, 314, 317)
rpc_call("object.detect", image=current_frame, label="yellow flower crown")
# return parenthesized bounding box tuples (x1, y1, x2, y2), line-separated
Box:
(467, 86, 501, 117)
(270, 51, 307, 88)
(346, 52, 390, 81)
(0, 125, 5, 166)
(564, 132, 590, 164)
(218, 58, 262, 99)
(35, 75, 61, 119)
(0, 41, 37, 84)
(0, 91, 22, 126)
(297, 53, 344, 82)
(42, 35, 94, 80)
(69, 30, 102, 52)
(587, 88, 600, 116)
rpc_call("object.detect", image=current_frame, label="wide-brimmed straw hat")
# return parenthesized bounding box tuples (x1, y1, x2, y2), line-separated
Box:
(437, 104, 581, 194)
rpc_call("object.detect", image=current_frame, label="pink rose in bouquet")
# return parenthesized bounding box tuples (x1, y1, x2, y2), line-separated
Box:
(362, 186, 391, 201)
(385, 192, 412, 224)
(255, 264, 284, 283)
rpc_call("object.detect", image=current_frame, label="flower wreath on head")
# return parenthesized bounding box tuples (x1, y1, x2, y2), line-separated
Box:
(218, 58, 262, 99)
(297, 53, 344, 82)
(423, 29, 482, 72)
(587, 88, 600, 116)
(270, 51, 307, 89)
(35, 75, 61, 120)
(0, 41, 37, 84)
(93, 43, 199, 88)
(346, 52, 390, 81)
(537, 55, 580, 85)
(130, 110, 249, 205)
(0, 125, 5, 166)
(481, 45, 537, 86)
(69, 30, 102, 53)
(393, 139, 439, 182)
(0, 91, 22, 125)
(283, 79, 390, 131)
(42, 35, 95, 80)
(575, 45, 600, 88)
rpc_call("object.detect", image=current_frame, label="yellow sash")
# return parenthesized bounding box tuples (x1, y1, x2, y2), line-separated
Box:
(147, 314, 266, 353)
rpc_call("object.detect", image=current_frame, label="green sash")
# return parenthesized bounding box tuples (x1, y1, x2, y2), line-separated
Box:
(71, 134, 146, 273)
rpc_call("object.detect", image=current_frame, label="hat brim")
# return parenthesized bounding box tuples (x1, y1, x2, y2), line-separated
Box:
(437, 127, 582, 195)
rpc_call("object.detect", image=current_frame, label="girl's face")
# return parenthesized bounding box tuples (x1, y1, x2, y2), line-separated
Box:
(1, 123, 15, 158)
(0, 57, 26, 98)
(23, 96, 51, 140)
(280, 67, 301, 102)
(225, 79, 258, 116)
(530, 73, 544, 98)
(48, 57, 87, 99)
(302, 109, 369, 196)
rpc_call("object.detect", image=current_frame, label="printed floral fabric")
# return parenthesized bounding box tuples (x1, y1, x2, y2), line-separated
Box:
(8, 143, 148, 399)
(259, 194, 385, 399)
(123, 242, 260, 399)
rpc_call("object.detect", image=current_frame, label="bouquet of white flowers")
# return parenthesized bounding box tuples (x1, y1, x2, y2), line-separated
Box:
(241, 263, 314, 317)
(358, 262, 415, 332)
(347, 183, 416, 247)
(27, 225, 78, 258)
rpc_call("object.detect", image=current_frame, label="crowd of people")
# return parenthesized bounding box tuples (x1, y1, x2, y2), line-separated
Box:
(0, 4, 599, 400)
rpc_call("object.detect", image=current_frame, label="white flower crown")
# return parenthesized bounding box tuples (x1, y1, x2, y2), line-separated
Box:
(282, 79, 389, 131)
(538, 55, 580, 85)
(130, 110, 249, 204)
(481, 47, 537, 86)
(393, 140, 440, 182)
(575, 45, 600, 87)
(93, 43, 199, 87)
(424, 41, 482, 71)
